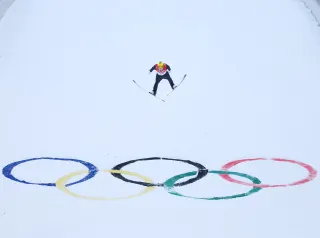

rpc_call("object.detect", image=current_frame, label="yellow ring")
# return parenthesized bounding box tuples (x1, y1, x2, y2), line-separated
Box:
(56, 169, 156, 200)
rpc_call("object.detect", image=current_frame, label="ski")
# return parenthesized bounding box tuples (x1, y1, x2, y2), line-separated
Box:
(132, 80, 166, 102)
(167, 74, 187, 96)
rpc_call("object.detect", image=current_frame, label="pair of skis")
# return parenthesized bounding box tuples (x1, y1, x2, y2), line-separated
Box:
(133, 74, 187, 102)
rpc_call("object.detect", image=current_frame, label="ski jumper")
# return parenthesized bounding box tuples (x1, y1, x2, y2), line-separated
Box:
(149, 63, 175, 95)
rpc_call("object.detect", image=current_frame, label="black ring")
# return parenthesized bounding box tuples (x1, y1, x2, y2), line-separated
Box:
(111, 157, 208, 187)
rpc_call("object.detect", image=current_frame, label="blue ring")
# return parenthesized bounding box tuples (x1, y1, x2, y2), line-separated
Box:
(2, 157, 98, 187)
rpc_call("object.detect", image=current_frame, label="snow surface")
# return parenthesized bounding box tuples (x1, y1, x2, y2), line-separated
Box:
(302, 0, 320, 24)
(1, 0, 320, 238)
(0, 0, 15, 22)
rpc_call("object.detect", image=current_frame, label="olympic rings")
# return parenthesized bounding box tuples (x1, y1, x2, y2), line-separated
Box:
(111, 157, 208, 187)
(220, 158, 318, 188)
(164, 170, 262, 200)
(56, 170, 156, 200)
(1, 157, 318, 201)
(2, 157, 98, 187)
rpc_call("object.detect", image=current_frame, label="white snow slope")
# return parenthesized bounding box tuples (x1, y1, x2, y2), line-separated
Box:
(0, 0, 15, 22)
(1, 1, 320, 238)
(302, 0, 320, 24)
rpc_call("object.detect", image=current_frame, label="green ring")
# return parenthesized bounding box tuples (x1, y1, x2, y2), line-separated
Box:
(163, 170, 262, 200)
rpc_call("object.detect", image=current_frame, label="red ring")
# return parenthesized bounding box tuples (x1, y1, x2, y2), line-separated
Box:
(219, 158, 317, 188)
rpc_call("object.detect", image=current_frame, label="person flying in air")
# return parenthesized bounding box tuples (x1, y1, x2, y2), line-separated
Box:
(149, 61, 177, 96)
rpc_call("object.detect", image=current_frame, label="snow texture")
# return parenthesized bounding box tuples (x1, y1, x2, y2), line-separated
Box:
(0, 0, 15, 22)
(301, 0, 320, 25)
